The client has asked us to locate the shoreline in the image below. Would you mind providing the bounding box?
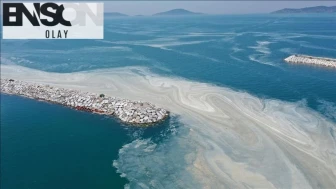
[1,78,169,126]
[284,54,336,68]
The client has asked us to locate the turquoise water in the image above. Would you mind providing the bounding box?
[1,14,336,188]
[1,94,176,188]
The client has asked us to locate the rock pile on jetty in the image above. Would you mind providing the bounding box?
[285,54,336,68]
[1,79,169,125]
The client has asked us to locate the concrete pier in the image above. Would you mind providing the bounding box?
[284,54,336,68]
[1,79,169,125]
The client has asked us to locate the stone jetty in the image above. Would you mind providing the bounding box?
[1,79,169,125]
[285,54,336,68]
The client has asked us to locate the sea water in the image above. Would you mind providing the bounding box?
[1,14,336,188]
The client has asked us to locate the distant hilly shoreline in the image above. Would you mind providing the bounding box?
[272,6,336,14]
[153,9,202,16]
[105,9,202,17]
[104,6,336,17]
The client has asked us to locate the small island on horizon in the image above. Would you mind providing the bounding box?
[103,6,336,17]
[272,5,336,14]
[153,9,202,16]
[104,9,203,17]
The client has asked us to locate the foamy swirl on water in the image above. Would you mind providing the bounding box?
[2,65,336,188]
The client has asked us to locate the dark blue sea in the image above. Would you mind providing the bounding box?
[1,14,336,188]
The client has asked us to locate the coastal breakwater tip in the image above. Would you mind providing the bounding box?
[284,54,336,68]
[1,79,169,126]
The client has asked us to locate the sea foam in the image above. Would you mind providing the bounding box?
[1,64,336,188]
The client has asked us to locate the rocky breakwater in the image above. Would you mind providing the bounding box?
[285,54,336,68]
[1,79,169,125]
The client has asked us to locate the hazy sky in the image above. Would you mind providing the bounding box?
[104,1,336,15]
